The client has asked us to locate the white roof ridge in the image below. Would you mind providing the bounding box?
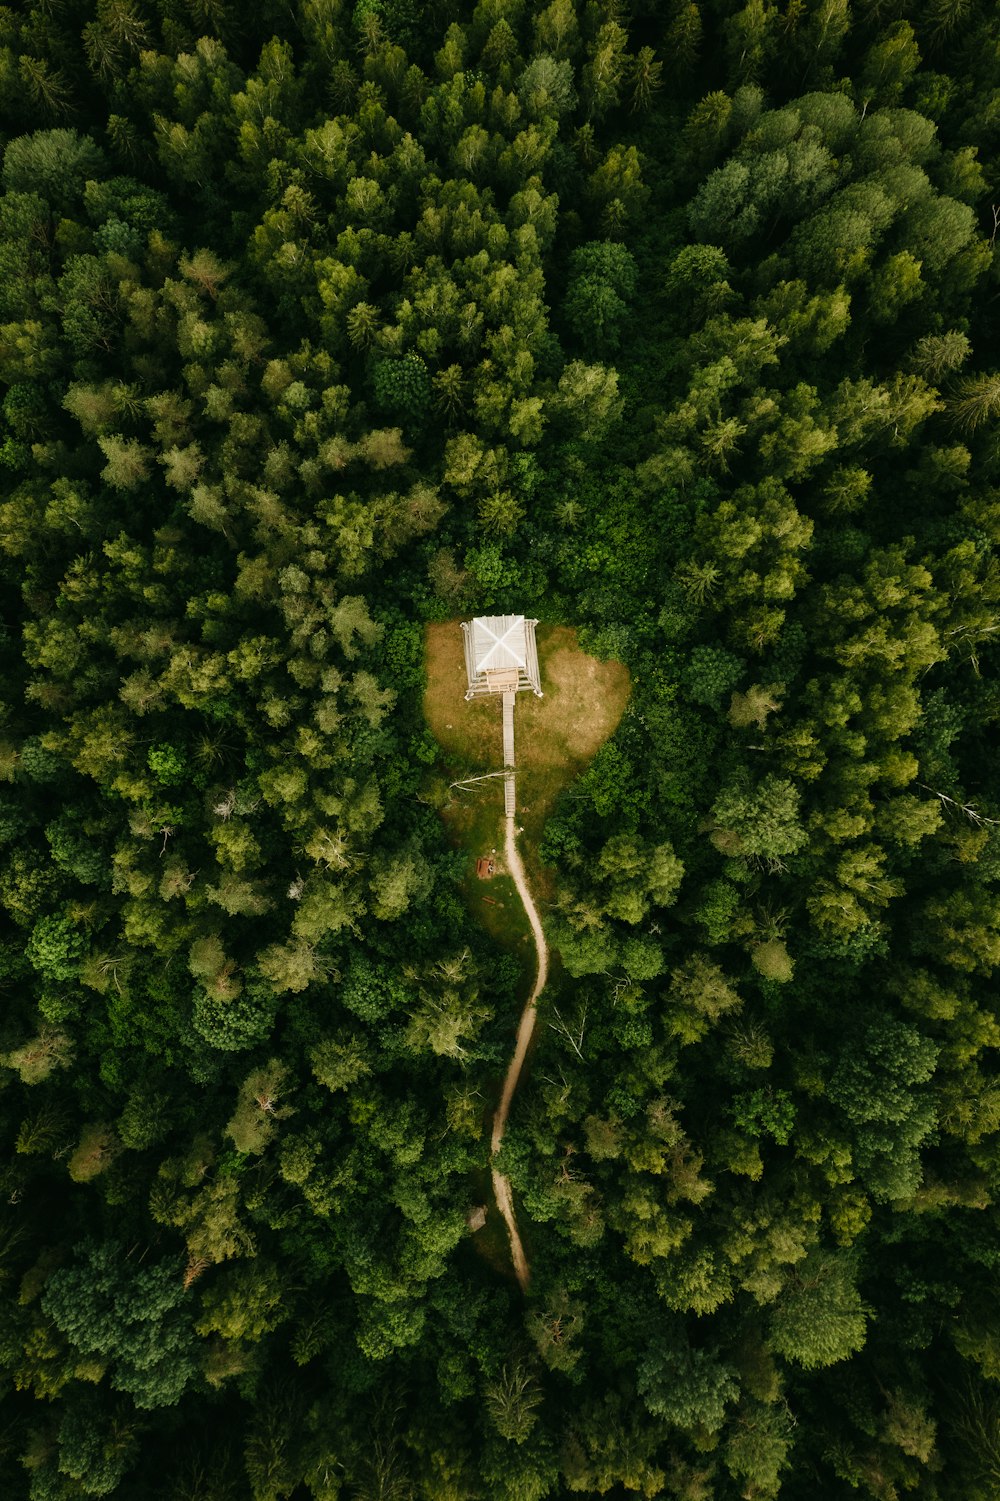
[471,615,527,673]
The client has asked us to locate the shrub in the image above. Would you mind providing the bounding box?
[371,353,432,426]
[685,644,745,708]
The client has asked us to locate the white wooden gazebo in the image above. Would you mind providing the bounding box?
[461,616,542,700]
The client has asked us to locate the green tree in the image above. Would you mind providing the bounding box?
[948,372,1000,434]
[724,1398,791,1497]
[518,55,576,120]
[42,1242,198,1408]
[685,644,745,709]
[729,1087,795,1146]
[828,1018,939,1200]
[710,775,807,862]
[226,1061,295,1155]
[550,360,623,439]
[46,1394,139,1498]
[592,832,685,923]
[484,1362,542,1444]
[638,1341,740,1434]
[371,353,432,428]
[666,956,742,1044]
[196,1261,288,1344]
[3,130,108,209]
[563,242,638,356]
[1,1027,73,1084]
[26,915,87,982]
[768,1250,867,1370]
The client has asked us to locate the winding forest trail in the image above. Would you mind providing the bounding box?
[423,623,630,1288]
[490,805,549,1291]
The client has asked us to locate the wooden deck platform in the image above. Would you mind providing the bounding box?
[502,691,515,814]
[502,691,515,767]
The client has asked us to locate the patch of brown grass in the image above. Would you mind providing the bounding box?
[423,622,631,921]
[517,626,632,770]
[423,622,501,770]
[424,623,630,779]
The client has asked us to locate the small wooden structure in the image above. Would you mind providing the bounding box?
[476,856,495,879]
[462,616,542,700]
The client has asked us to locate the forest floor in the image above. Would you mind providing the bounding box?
[423,622,631,1283]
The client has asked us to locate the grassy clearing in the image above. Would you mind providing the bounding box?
[423,621,632,933]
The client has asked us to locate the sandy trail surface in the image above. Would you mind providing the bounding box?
[490,812,549,1290]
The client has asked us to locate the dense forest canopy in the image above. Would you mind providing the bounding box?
[1,0,1000,1496]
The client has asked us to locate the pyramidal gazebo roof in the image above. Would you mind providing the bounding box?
[462,616,542,698]
[471,616,528,673]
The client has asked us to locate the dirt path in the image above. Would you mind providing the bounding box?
[490,810,549,1291]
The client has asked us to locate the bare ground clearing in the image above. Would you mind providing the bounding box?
[424,622,631,782]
